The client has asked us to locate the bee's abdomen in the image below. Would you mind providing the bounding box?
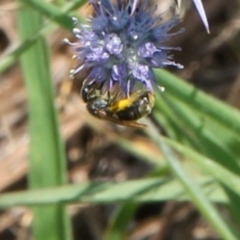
[113,92,154,121]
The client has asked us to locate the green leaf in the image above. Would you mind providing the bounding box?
[18,3,72,240]
[155,69,240,136]
[155,92,240,174]
[0,178,227,208]
[146,125,239,240]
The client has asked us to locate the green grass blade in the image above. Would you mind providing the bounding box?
[163,136,240,235]
[104,203,137,240]
[222,186,240,227]
[0,0,86,73]
[146,124,239,240]
[156,92,240,173]
[20,0,75,30]
[155,69,240,135]
[160,87,240,156]
[20,0,87,29]
[18,4,72,240]
[0,178,227,208]
[164,138,240,198]
[54,0,66,7]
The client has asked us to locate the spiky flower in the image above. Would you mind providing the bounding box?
[65,0,183,98]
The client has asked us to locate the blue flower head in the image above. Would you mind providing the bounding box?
[65,0,183,98]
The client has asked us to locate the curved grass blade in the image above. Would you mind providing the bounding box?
[0,0,86,73]
[155,92,240,174]
[146,124,239,240]
[163,137,240,198]
[163,136,240,236]
[104,203,138,240]
[155,69,240,137]
[20,0,76,30]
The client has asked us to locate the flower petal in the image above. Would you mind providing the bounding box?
[192,0,210,33]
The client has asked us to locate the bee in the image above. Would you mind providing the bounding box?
[81,80,155,127]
